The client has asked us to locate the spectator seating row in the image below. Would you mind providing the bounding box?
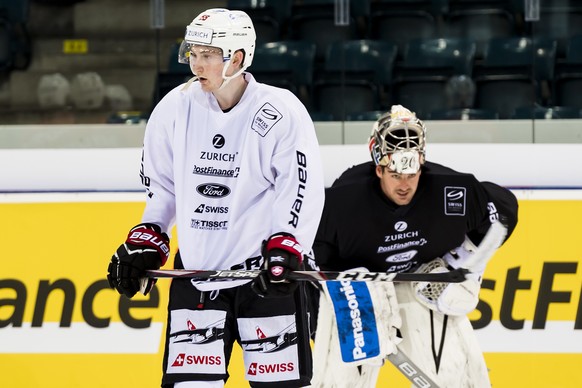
[154,34,582,121]
[0,0,31,72]
[227,0,582,60]
[349,105,582,121]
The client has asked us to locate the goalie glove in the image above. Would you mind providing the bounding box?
[251,232,303,298]
[412,236,483,316]
[107,223,170,298]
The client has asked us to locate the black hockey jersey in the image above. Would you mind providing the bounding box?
[314,161,518,273]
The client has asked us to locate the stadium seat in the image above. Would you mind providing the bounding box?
[226,0,293,42]
[532,4,582,57]
[0,17,11,71]
[0,0,29,23]
[312,40,397,120]
[428,108,499,120]
[249,40,317,106]
[370,9,437,59]
[553,34,582,109]
[391,38,477,118]
[510,105,580,119]
[288,0,364,62]
[152,73,192,107]
[442,5,517,58]
[473,36,557,119]
[0,0,31,70]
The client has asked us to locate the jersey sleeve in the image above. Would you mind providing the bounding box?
[139,94,178,234]
[269,102,325,250]
[467,180,518,246]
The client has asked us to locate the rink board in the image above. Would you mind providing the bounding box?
[0,191,581,388]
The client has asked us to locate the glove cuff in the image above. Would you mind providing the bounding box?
[263,233,304,264]
[126,223,170,265]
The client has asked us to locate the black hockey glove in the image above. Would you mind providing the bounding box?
[251,232,303,298]
[107,223,170,298]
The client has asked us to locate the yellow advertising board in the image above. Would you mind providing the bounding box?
[1,191,581,387]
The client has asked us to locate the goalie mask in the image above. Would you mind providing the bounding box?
[368,105,426,174]
[178,8,256,85]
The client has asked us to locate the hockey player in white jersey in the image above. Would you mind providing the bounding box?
[107,8,324,387]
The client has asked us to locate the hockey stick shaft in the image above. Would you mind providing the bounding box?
[146,268,468,283]
[462,220,507,270]
[387,349,441,388]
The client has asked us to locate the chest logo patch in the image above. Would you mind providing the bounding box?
[196,183,231,198]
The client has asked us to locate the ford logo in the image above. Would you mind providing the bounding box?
[196,183,231,198]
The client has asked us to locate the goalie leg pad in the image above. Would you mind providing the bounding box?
[395,283,491,388]
[311,269,401,388]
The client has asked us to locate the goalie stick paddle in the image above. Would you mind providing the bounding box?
[461,220,507,271]
[146,268,469,283]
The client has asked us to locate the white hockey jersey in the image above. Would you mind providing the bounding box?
[140,73,325,280]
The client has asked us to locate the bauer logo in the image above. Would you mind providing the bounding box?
[325,281,380,363]
[251,103,282,137]
[196,183,231,198]
[444,186,466,215]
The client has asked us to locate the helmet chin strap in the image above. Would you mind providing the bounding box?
[218,59,245,91]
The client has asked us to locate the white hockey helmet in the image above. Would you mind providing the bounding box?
[368,105,427,173]
[178,8,256,77]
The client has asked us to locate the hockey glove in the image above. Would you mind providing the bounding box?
[412,237,484,316]
[251,232,303,298]
[107,223,170,298]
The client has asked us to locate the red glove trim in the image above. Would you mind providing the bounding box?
[126,224,170,265]
[265,234,303,264]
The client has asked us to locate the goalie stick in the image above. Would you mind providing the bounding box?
[146,267,469,283]
[386,350,441,388]
[461,219,507,270]
[146,221,506,283]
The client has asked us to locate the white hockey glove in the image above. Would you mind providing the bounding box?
[412,236,482,316]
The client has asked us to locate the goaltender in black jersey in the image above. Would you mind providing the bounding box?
[316,159,518,274]
[311,105,518,388]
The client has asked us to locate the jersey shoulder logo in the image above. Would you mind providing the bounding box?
[251,102,283,137]
[444,186,466,216]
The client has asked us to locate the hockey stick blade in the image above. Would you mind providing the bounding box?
[146,268,468,283]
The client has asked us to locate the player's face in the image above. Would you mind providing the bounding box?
[189,45,226,92]
[376,166,421,205]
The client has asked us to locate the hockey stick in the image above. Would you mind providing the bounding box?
[386,349,441,388]
[146,267,469,283]
[461,220,507,270]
